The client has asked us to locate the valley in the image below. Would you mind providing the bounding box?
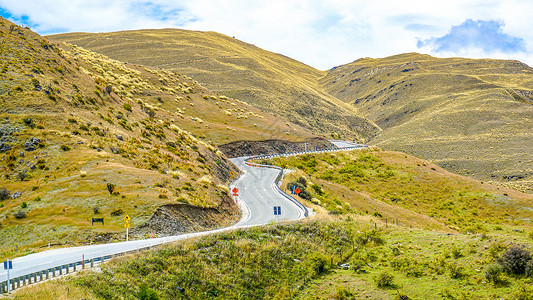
[0,16,531,300]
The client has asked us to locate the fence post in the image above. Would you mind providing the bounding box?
[59,266,63,276]
[73,262,77,271]
[90,258,94,268]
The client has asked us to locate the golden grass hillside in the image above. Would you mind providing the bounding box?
[321,53,533,192]
[50,31,533,193]
[0,17,315,260]
[48,29,381,141]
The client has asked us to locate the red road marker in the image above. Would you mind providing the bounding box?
[294,187,301,195]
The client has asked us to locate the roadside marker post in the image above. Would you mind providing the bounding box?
[294,187,301,202]
[124,215,131,241]
[232,187,239,202]
[4,259,12,293]
[273,206,281,223]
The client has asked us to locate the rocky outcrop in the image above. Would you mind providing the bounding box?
[218,137,334,158]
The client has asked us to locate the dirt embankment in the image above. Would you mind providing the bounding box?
[136,147,240,237]
[218,137,334,158]
[135,191,238,236]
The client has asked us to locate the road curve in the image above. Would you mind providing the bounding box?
[0,156,305,286]
[0,143,365,292]
[230,157,304,226]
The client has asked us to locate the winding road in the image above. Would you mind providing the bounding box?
[0,142,365,293]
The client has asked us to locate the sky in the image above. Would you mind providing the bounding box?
[0,0,531,70]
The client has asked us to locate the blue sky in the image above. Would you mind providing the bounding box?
[0,0,531,69]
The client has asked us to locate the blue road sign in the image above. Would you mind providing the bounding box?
[274,206,281,216]
[4,260,12,270]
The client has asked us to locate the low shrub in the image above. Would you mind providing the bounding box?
[13,210,26,219]
[21,201,27,208]
[375,271,394,288]
[448,263,465,279]
[107,183,119,195]
[0,188,10,200]
[499,246,531,275]
[123,103,132,112]
[111,209,124,217]
[485,263,503,284]
[138,284,158,300]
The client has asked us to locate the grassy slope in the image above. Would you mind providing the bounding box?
[48,29,381,141]
[271,149,533,233]
[13,221,533,300]
[14,149,533,299]
[0,18,314,260]
[321,53,533,192]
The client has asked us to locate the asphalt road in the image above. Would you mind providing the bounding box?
[0,155,305,282]
[230,157,304,225]
[328,139,367,148]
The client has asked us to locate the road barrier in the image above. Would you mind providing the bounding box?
[0,247,153,294]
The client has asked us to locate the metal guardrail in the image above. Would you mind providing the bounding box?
[0,246,153,294]
[244,145,368,218]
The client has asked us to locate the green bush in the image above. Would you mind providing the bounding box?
[374,271,394,288]
[123,103,132,112]
[0,188,10,200]
[138,284,159,300]
[499,246,531,275]
[451,246,463,259]
[448,263,465,279]
[21,201,27,208]
[305,252,329,276]
[60,145,70,151]
[23,118,35,128]
[13,210,26,219]
[485,263,503,284]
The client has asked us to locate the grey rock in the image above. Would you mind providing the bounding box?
[11,191,21,199]
[116,134,123,141]
[19,152,25,157]
[0,143,11,153]
[24,137,41,151]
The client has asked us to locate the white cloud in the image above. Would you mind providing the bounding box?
[0,0,532,69]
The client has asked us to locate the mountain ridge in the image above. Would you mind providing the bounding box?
[49,29,533,192]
